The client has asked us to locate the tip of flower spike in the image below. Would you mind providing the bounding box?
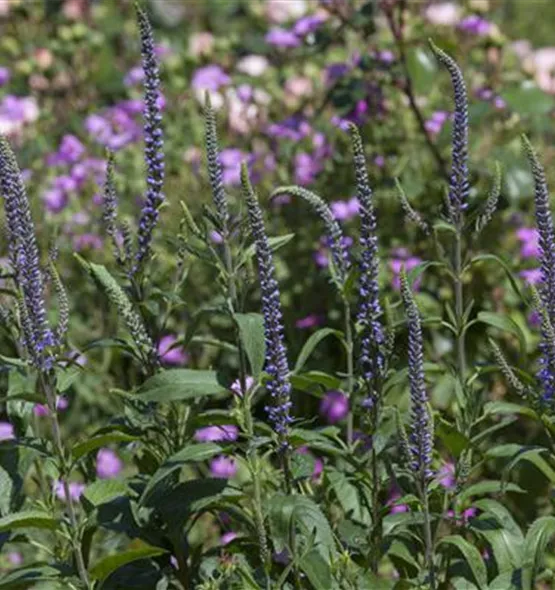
[204,90,212,110]
[240,161,252,193]
[520,134,536,158]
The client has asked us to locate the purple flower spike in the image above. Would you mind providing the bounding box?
[134,5,165,274]
[242,163,293,449]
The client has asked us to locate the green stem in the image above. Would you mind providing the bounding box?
[344,300,355,447]
[421,483,436,590]
[170,533,190,589]
[41,374,91,589]
[454,232,467,380]
[370,446,381,574]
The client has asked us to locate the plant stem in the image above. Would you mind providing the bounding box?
[344,300,355,447]
[454,232,467,379]
[370,445,381,574]
[421,483,436,590]
[170,533,190,589]
[41,374,91,589]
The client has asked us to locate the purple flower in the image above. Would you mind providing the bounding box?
[400,271,433,482]
[424,110,450,136]
[230,375,255,397]
[293,15,323,36]
[266,116,311,141]
[325,62,350,85]
[297,446,324,480]
[210,455,237,479]
[7,552,22,566]
[219,148,249,186]
[458,15,491,36]
[390,255,422,291]
[34,395,68,417]
[42,188,67,213]
[294,152,322,185]
[96,448,123,479]
[191,65,231,91]
[295,314,322,329]
[516,227,540,258]
[56,134,85,164]
[265,28,301,48]
[134,6,165,273]
[0,421,14,441]
[221,531,238,545]
[124,65,145,87]
[243,165,292,447]
[520,268,542,285]
[54,480,85,502]
[438,461,456,489]
[157,335,188,365]
[388,488,408,514]
[0,67,10,86]
[330,197,359,221]
[72,233,103,251]
[320,391,349,424]
[194,425,239,442]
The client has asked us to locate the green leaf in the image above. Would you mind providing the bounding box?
[233,313,266,379]
[90,544,168,582]
[458,480,525,504]
[504,447,555,483]
[483,401,538,420]
[435,418,470,458]
[294,328,343,373]
[472,311,527,355]
[72,432,138,460]
[239,233,295,267]
[0,510,57,532]
[137,369,224,403]
[83,479,128,508]
[522,516,555,590]
[406,47,437,94]
[437,535,488,589]
[299,548,332,590]
[140,442,222,504]
[269,493,336,560]
[0,564,62,588]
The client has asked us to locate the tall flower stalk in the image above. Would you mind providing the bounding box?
[400,269,435,590]
[134,4,165,275]
[523,136,555,407]
[430,40,469,381]
[0,136,91,589]
[242,163,293,460]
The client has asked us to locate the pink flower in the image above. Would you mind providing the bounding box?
[210,456,237,479]
[158,335,188,365]
[188,32,214,58]
[265,0,306,23]
[237,55,269,77]
[230,376,255,397]
[424,2,461,26]
[295,314,321,329]
[54,480,85,502]
[96,448,123,479]
[297,446,324,481]
[319,391,349,424]
[0,422,14,441]
[388,489,408,514]
[194,425,239,442]
[221,531,238,545]
[7,552,22,566]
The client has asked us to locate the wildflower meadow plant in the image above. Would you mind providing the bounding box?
[3,3,555,590]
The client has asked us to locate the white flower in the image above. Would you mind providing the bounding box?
[237,55,270,77]
[424,2,461,26]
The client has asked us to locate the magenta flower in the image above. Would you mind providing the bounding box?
[191,65,231,91]
[265,28,301,48]
[158,335,188,365]
[210,455,237,479]
[221,531,238,545]
[194,425,239,442]
[319,391,349,424]
[53,480,85,502]
[516,227,540,258]
[0,421,14,441]
[438,461,456,489]
[295,314,322,329]
[230,375,255,397]
[388,488,408,514]
[0,67,10,87]
[297,446,324,481]
[446,507,477,524]
[96,448,123,479]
